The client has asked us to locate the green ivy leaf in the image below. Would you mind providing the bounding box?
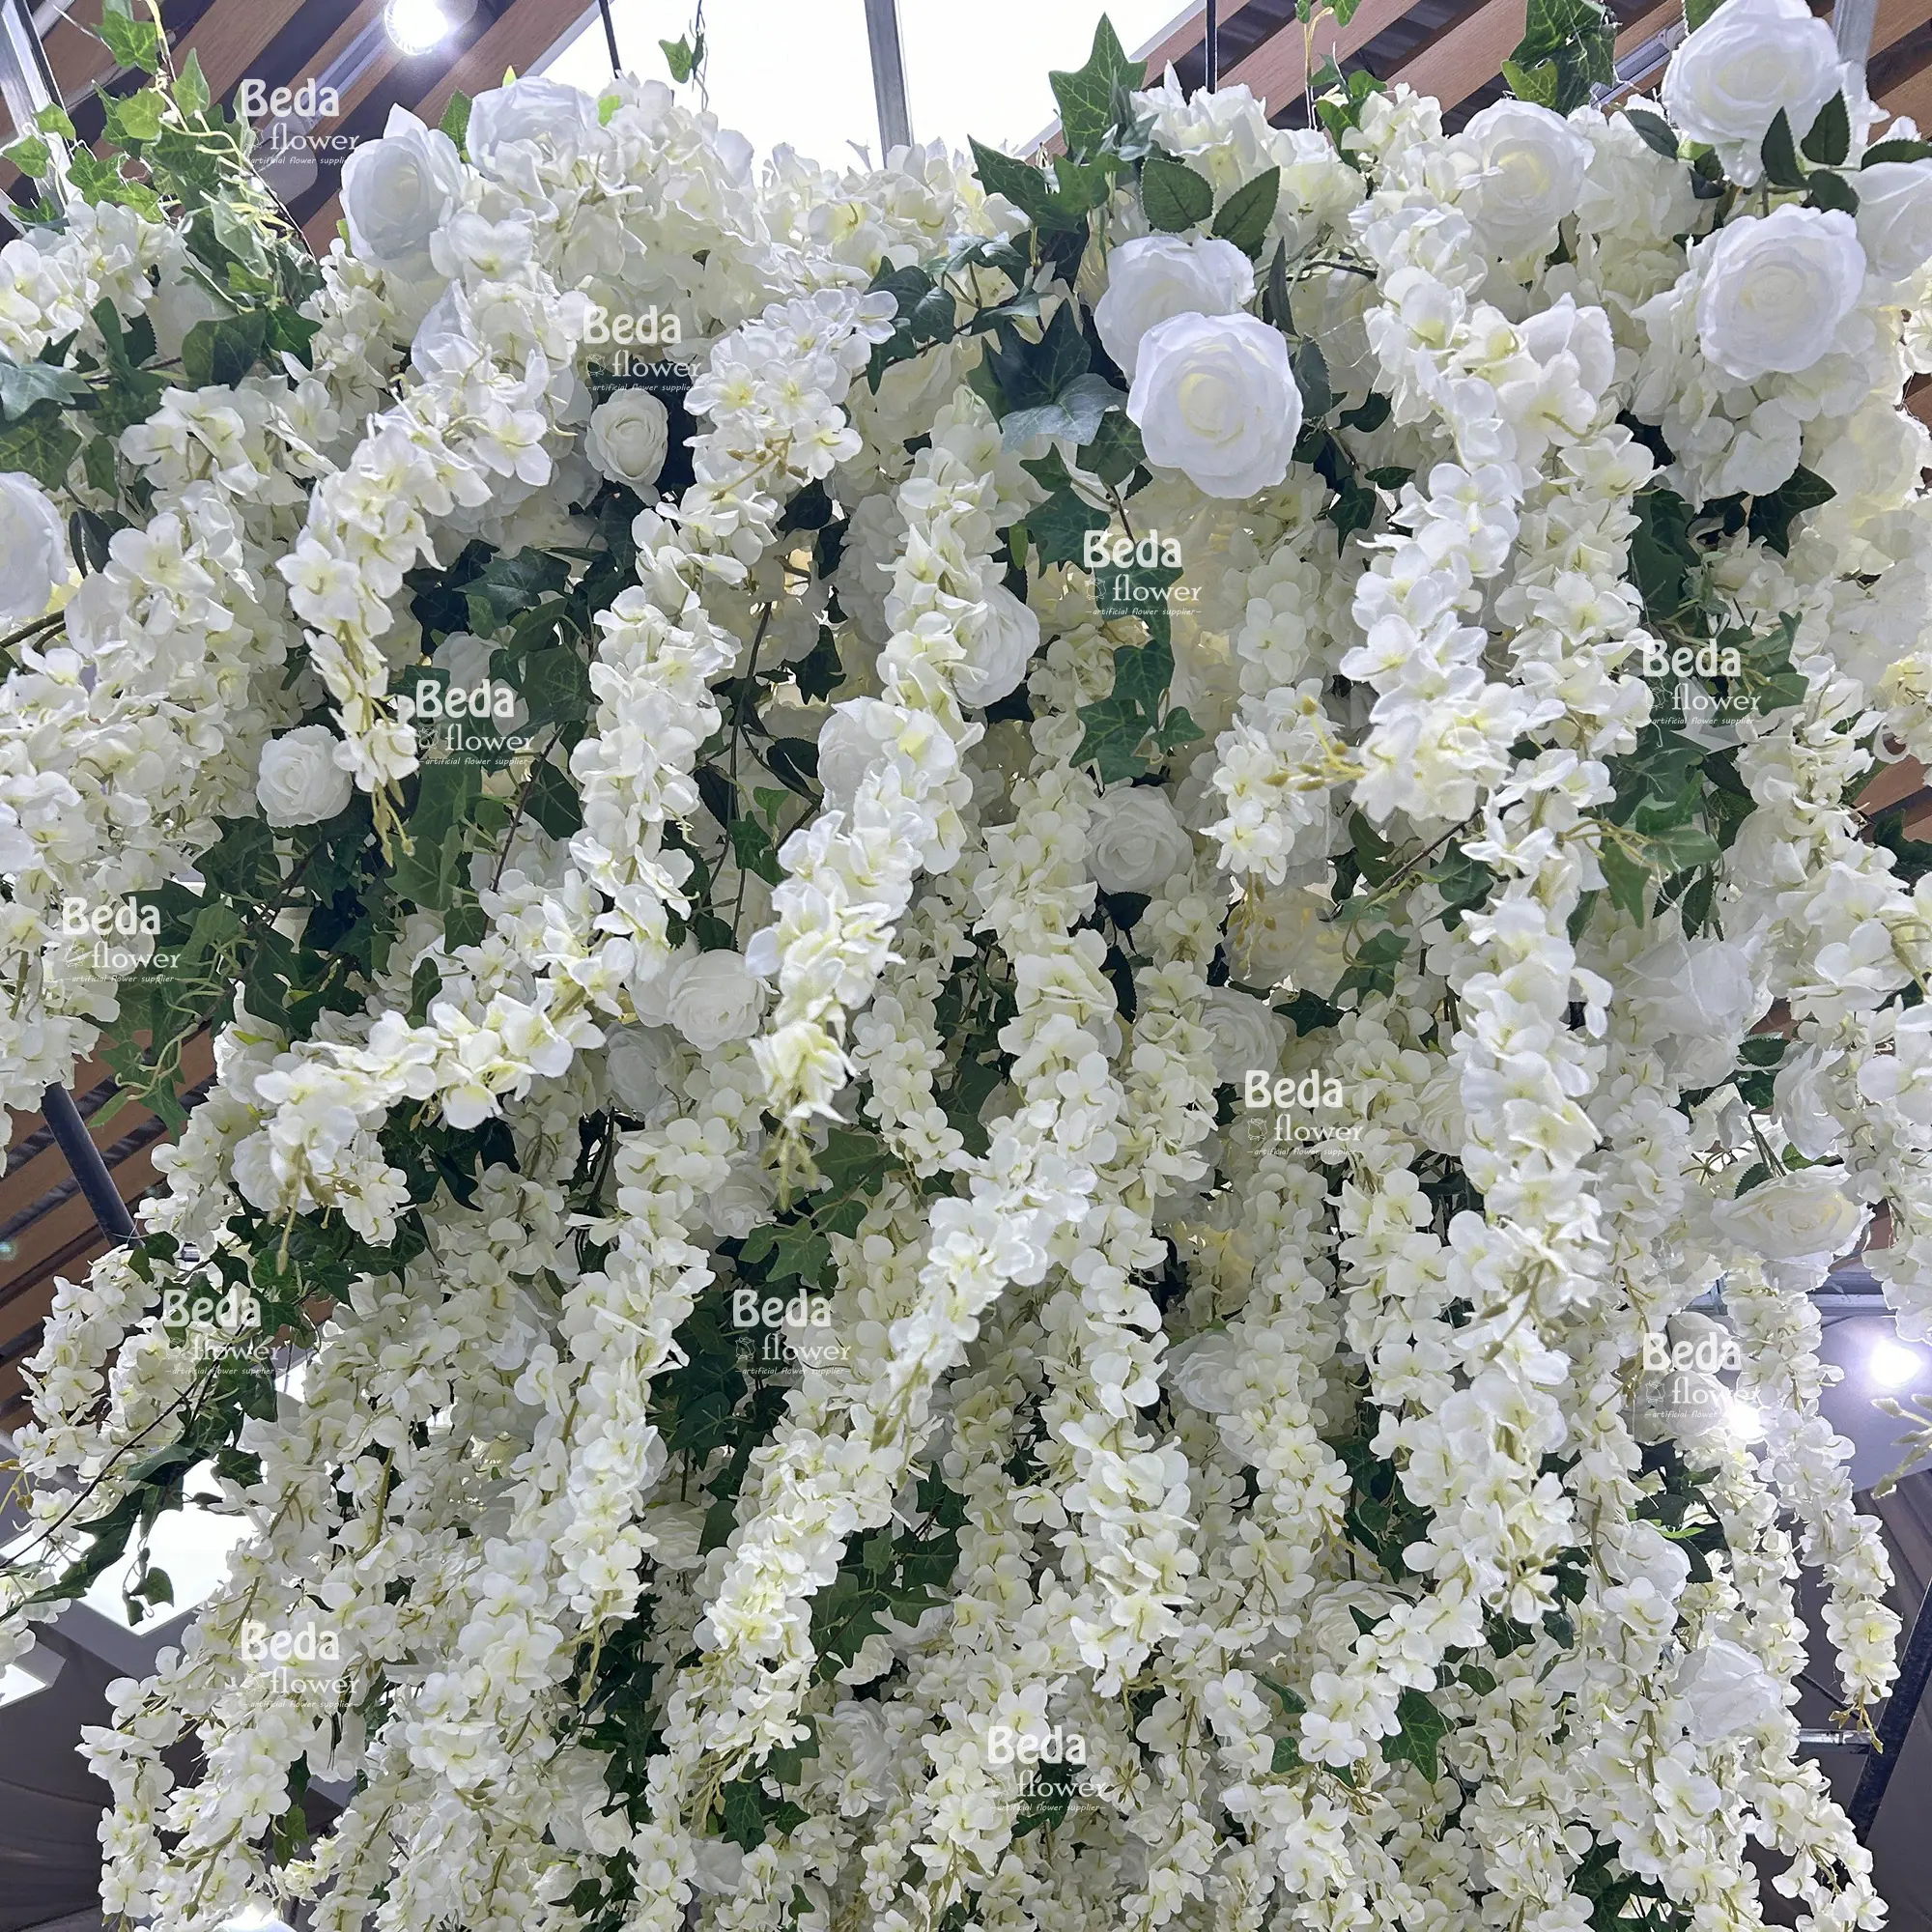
[34,100,76,141]
[440,91,472,151]
[1747,464,1833,555]
[98,0,163,73]
[0,404,80,489]
[1380,1688,1448,1782]
[104,87,167,146]
[1802,92,1851,166]
[1048,15,1143,160]
[1075,636,1180,782]
[182,310,269,388]
[174,50,210,120]
[971,138,1073,232]
[2,134,51,178]
[660,34,699,83]
[1141,154,1214,231]
[0,354,88,419]
[1019,447,1111,567]
[1507,0,1613,115]
[1210,165,1280,256]
[1600,838,1650,923]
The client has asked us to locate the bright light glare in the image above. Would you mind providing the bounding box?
[383,0,469,57]
[1723,1394,1769,1443]
[1869,1337,1924,1390]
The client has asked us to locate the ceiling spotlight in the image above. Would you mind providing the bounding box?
[1869,1337,1924,1390]
[382,0,476,57]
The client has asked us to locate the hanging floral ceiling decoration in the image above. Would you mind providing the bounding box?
[2,0,1931,1925]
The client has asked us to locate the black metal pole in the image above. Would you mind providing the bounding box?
[1849,1577,1932,1838]
[597,0,620,73]
[40,1084,134,1243]
[1204,0,1219,90]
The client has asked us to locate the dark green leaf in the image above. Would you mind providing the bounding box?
[0,403,79,489]
[0,353,88,418]
[1380,1688,1448,1782]
[1211,165,1280,255]
[1141,154,1214,231]
[1760,108,1806,190]
[1624,106,1679,158]
[440,91,472,150]
[1747,464,1833,555]
[98,0,162,73]
[1864,137,1932,165]
[1805,169,1859,214]
[1802,92,1850,166]
[182,310,269,389]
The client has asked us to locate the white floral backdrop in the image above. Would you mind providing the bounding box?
[1,0,1930,1926]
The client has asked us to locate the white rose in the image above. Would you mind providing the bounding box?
[0,470,69,623]
[606,1024,677,1119]
[256,725,354,828]
[466,77,601,173]
[1856,159,1932,281]
[1458,100,1593,258]
[701,1155,772,1241]
[1127,310,1301,499]
[1626,934,1759,1042]
[816,697,896,813]
[1089,785,1195,895]
[1200,986,1287,1086]
[1695,207,1866,384]
[1710,1165,1864,1262]
[1094,234,1256,380]
[663,949,765,1052]
[952,582,1039,707]
[585,388,671,490]
[339,106,462,273]
[1674,1639,1784,1745]
[1661,0,1846,185]
[1775,1045,1846,1159]
[1165,1328,1245,1415]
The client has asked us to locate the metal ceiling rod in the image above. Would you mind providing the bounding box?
[0,0,69,208]
[41,1085,135,1244]
[864,0,911,156]
[1205,0,1219,90]
[1834,0,1879,71]
[1848,1577,1932,1838]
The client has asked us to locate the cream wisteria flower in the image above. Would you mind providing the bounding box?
[2,19,1922,1932]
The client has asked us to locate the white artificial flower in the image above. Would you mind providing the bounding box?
[1626,933,1759,1042]
[339,106,463,273]
[1711,1166,1864,1262]
[1199,985,1287,1085]
[256,726,354,828]
[1126,310,1301,498]
[1695,207,1866,382]
[585,389,671,490]
[0,470,69,623]
[1094,235,1256,380]
[663,949,766,1052]
[466,77,601,173]
[952,582,1039,707]
[1089,785,1195,895]
[1855,159,1932,281]
[1776,1045,1846,1159]
[1661,0,1846,185]
[1166,1328,1244,1414]
[1675,1639,1784,1744]
[606,1024,677,1118]
[1458,99,1593,258]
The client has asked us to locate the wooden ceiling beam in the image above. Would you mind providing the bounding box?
[1229,0,1421,114]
